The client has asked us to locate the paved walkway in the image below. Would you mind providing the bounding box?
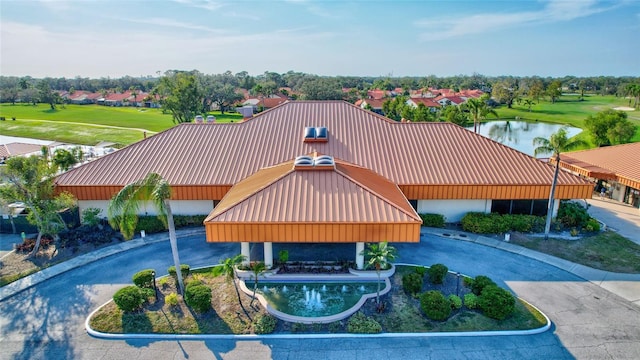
[1,228,639,359]
[586,197,640,244]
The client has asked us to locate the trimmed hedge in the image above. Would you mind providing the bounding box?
[420,290,451,321]
[557,201,590,228]
[134,215,208,234]
[448,294,462,310]
[463,293,478,309]
[184,284,212,313]
[427,263,448,285]
[168,264,191,280]
[478,285,516,320]
[253,314,278,334]
[132,269,155,289]
[460,212,544,234]
[470,275,496,296]
[347,312,382,333]
[402,272,423,296]
[113,286,145,312]
[419,213,446,228]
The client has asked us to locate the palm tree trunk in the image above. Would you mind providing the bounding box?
[376,271,381,304]
[544,154,561,239]
[232,278,252,321]
[165,201,184,295]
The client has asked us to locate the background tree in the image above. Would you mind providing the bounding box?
[546,80,563,103]
[52,148,79,171]
[107,172,185,294]
[362,241,397,307]
[464,97,498,133]
[210,83,243,114]
[624,83,640,109]
[533,128,587,239]
[129,86,139,107]
[0,156,76,256]
[442,104,469,126]
[212,254,251,319]
[522,98,534,112]
[584,109,635,146]
[155,71,203,124]
[37,80,58,109]
[300,78,343,100]
[0,87,19,105]
[491,79,519,108]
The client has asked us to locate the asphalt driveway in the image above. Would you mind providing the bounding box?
[1,232,639,359]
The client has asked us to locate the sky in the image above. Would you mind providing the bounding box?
[1,0,639,79]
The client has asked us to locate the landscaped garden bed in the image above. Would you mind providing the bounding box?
[88,264,547,335]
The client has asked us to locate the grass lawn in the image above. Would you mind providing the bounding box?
[0,103,243,146]
[493,94,640,145]
[89,266,546,335]
[510,230,640,273]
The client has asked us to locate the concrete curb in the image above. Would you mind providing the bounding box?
[0,228,205,302]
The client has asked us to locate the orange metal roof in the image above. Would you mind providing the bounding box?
[205,158,421,224]
[55,101,587,189]
[560,142,640,185]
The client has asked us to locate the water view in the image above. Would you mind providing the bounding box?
[255,281,379,318]
[466,121,582,157]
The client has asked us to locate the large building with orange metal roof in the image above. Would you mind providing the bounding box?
[55,101,593,268]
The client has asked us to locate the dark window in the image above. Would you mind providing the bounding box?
[532,200,547,216]
[511,200,532,215]
[315,127,328,139]
[408,199,418,211]
[491,200,511,214]
[304,127,316,139]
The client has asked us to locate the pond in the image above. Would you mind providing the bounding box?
[254,281,379,318]
[465,120,582,157]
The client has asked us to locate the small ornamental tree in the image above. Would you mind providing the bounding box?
[420,290,451,321]
[113,286,145,312]
[478,285,516,320]
[427,263,448,284]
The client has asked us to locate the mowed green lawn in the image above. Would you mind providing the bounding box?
[495,94,640,143]
[0,104,243,146]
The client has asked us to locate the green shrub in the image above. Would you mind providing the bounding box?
[584,218,601,232]
[168,264,191,280]
[184,284,212,313]
[328,321,342,333]
[461,212,544,234]
[557,201,590,228]
[402,273,423,296]
[420,290,451,321]
[113,286,145,312]
[173,215,207,228]
[185,278,203,289]
[463,276,474,287]
[253,314,277,334]
[427,263,448,284]
[478,285,516,320]
[134,215,207,234]
[471,275,496,295]
[158,277,168,288]
[448,294,462,310]
[347,312,382,333]
[464,293,478,309]
[165,292,179,306]
[132,269,155,289]
[81,208,102,226]
[419,213,446,228]
[414,266,427,277]
[278,250,289,263]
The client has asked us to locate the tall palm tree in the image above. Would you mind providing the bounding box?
[362,241,397,307]
[533,128,587,239]
[465,97,498,133]
[212,254,252,320]
[107,172,185,294]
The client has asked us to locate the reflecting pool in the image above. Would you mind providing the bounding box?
[466,121,582,157]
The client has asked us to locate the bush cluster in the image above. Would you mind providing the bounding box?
[58,224,123,249]
[427,263,448,284]
[165,292,179,306]
[132,269,155,289]
[134,215,207,234]
[15,237,54,253]
[460,212,544,234]
[463,293,478,309]
[470,275,496,295]
[347,312,382,333]
[556,201,590,228]
[113,286,146,312]
[583,218,601,232]
[419,213,446,228]
[478,285,516,320]
[414,266,427,277]
[402,272,423,296]
[420,290,451,321]
[168,264,191,281]
[253,314,278,334]
[184,282,211,313]
[448,294,462,310]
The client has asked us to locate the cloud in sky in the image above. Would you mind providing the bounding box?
[172,0,225,12]
[415,0,613,41]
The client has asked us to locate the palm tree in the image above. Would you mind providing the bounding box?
[533,128,587,239]
[249,261,266,308]
[465,97,498,133]
[212,254,252,320]
[361,241,397,307]
[107,172,185,294]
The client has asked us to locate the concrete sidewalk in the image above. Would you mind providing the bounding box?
[1,227,639,307]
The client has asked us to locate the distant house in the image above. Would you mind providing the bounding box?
[242,93,289,112]
[406,98,441,111]
[354,98,385,114]
[434,95,466,107]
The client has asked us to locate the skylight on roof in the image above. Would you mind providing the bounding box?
[294,155,335,170]
[303,126,328,142]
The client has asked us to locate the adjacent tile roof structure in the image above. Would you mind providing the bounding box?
[55,101,588,189]
[560,142,640,189]
[0,143,43,158]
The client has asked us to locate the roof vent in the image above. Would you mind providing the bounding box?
[294,155,314,168]
[294,154,335,170]
[303,126,328,142]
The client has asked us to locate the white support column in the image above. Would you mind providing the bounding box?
[356,242,365,270]
[241,242,250,266]
[264,242,273,269]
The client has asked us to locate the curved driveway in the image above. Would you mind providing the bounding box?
[1,232,639,360]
